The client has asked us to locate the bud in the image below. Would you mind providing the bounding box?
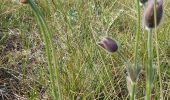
[140,0,148,6]
[98,37,118,53]
[126,65,141,83]
[20,0,28,4]
[144,0,163,29]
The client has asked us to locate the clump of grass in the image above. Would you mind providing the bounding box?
[1,0,169,99]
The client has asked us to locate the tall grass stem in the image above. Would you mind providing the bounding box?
[153,0,163,99]
[129,0,141,99]
[135,0,141,69]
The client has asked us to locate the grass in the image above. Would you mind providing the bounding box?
[0,0,170,99]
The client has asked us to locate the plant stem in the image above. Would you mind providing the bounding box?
[135,0,141,69]
[153,0,163,99]
[130,82,135,100]
[146,29,153,100]
[28,0,61,99]
[118,51,136,100]
[129,0,141,99]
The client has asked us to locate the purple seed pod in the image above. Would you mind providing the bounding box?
[140,0,148,6]
[98,37,118,53]
[144,0,163,29]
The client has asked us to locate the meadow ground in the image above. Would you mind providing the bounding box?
[0,0,170,100]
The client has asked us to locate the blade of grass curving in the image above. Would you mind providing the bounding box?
[27,0,61,99]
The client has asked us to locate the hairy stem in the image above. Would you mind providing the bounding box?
[146,29,153,100]
[130,82,136,100]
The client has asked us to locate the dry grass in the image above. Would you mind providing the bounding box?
[0,0,170,99]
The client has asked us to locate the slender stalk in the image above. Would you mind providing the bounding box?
[130,82,135,100]
[135,0,141,69]
[146,29,153,100]
[118,51,137,100]
[129,0,141,99]
[28,0,62,100]
[153,0,163,99]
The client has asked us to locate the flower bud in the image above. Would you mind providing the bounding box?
[140,0,148,6]
[98,37,118,53]
[144,0,163,29]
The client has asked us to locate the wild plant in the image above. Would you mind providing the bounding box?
[98,0,164,100]
[143,0,163,99]
[22,0,164,99]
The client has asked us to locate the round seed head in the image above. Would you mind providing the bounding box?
[20,0,28,4]
[144,0,163,29]
[98,37,118,53]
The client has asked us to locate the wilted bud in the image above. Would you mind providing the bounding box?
[140,0,148,6]
[144,0,163,29]
[126,65,141,83]
[98,37,118,53]
[20,0,28,4]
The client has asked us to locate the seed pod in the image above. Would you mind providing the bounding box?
[140,0,148,6]
[144,0,163,29]
[98,37,118,53]
[20,0,28,4]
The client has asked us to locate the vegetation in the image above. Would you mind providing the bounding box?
[0,0,170,100]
